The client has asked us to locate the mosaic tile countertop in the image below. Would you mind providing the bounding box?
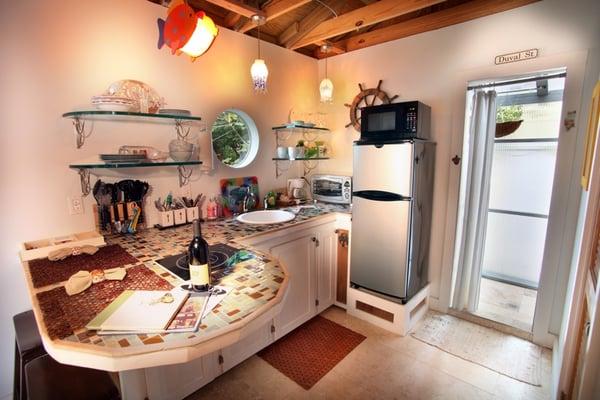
[22,203,350,358]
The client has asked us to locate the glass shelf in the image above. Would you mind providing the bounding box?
[272,157,330,161]
[69,160,202,169]
[272,124,330,132]
[63,110,204,148]
[69,161,202,195]
[63,110,202,122]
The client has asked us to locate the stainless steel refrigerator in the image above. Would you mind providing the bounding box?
[350,140,435,303]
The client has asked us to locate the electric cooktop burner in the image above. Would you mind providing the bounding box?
[156,243,239,282]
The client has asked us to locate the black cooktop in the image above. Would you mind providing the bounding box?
[156,243,239,282]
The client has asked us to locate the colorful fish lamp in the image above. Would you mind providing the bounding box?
[157,0,218,61]
[251,15,268,93]
[180,12,218,58]
[319,45,333,103]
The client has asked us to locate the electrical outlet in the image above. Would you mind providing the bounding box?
[68,196,84,215]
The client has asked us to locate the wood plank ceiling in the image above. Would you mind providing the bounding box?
[148,0,540,59]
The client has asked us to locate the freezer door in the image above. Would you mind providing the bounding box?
[350,194,411,299]
[353,143,414,195]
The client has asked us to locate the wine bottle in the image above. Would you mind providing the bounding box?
[188,219,210,291]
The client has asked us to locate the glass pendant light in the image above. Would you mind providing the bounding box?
[251,15,268,94]
[319,44,333,103]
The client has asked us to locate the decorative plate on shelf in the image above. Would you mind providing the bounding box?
[91,95,136,111]
[104,80,164,113]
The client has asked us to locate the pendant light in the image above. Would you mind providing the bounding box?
[250,15,268,94]
[319,44,333,103]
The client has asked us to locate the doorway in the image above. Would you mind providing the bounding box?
[451,71,566,333]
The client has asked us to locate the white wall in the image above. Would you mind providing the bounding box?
[1,0,599,397]
[318,0,600,316]
[0,0,318,397]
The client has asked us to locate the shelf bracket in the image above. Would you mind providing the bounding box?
[177,165,193,187]
[174,120,191,140]
[303,160,319,177]
[77,169,91,196]
[275,159,292,178]
[72,117,94,149]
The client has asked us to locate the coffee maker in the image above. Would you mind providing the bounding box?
[287,178,309,203]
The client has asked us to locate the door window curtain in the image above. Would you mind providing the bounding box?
[452,89,497,312]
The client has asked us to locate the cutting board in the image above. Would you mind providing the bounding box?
[220,176,259,217]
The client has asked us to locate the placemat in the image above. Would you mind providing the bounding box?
[258,316,365,389]
[29,244,138,288]
[36,264,173,340]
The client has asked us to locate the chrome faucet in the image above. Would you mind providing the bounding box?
[241,186,257,213]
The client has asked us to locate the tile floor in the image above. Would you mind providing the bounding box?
[187,306,551,400]
[476,278,538,332]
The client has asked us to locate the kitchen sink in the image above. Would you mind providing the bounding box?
[235,210,296,225]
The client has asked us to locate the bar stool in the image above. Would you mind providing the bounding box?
[14,310,120,400]
[25,355,120,400]
[13,310,47,400]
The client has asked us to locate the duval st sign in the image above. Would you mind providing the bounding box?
[495,49,539,65]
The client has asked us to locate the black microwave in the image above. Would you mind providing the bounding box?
[358,101,431,144]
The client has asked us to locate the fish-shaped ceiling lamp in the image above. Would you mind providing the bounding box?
[157,0,218,61]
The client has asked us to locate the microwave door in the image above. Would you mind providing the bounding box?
[350,192,411,299]
[353,142,414,195]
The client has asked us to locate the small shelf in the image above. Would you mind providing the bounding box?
[63,110,202,122]
[63,110,203,148]
[272,157,330,161]
[272,124,330,132]
[69,160,202,169]
[69,161,202,196]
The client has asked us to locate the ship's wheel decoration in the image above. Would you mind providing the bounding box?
[344,80,398,132]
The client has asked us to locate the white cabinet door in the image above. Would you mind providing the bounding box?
[269,233,317,339]
[145,352,219,400]
[316,227,337,313]
[221,320,274,372]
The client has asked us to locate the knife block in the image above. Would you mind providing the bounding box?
[93,202,145,234]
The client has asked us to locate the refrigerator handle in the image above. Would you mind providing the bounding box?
[353,190,410,202]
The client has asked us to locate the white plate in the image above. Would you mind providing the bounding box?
[94,103,135,112]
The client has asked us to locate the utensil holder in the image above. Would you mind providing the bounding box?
[159,210,174,227]
[173,209,186,225]
[186,206,199,222]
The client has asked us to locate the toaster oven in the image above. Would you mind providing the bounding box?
[311,174,352,204]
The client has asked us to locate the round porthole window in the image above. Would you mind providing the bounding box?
[211,109,260,168]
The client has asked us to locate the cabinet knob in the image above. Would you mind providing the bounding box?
[311,237,320,247]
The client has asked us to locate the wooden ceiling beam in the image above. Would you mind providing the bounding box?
[204,0,265,18]
[224,11,243,28]
[283,0,346,49]
[278,21,299,45]
[238,0,313,33]
[314,41,346,58]
[335,0,540,53]
[291,0,446,50]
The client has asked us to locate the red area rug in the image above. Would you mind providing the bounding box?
[258,316,366,389]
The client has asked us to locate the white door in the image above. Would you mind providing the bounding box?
[144,352,219,400]
[269,234,317,338]
[221,321,273,372]
[316,227,337,313]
